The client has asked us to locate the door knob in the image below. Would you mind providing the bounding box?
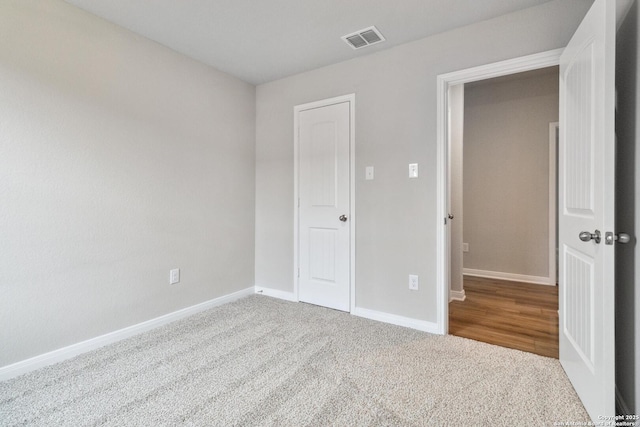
[617,233,632,244]
[579,230,601,244]
[448,213,454,220]
[605,231,631,245]
[339,215,348,222]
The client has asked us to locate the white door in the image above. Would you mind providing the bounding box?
[448,85,465,300]
[297,100,351,312]
[558,0,615,421]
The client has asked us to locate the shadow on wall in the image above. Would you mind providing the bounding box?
[615,0,638,415]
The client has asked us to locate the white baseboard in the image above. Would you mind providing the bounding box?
[463,268,554,286]
[255,286,298,302]
[352,307,440,334]
[449,289,466,302]
[255,287,441,335]
[0,287,254,382]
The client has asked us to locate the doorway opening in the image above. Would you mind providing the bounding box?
[446,68,560,358]
[435,48,563,336]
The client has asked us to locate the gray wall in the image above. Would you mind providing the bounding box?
[0,0,256,367]
[463,68,559,279]
[615,0,639,416]
[255,0,591,321]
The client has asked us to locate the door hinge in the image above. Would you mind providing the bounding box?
[297,268,300,278]
[298,198,300,208]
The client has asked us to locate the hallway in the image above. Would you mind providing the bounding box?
[449,276,559,358]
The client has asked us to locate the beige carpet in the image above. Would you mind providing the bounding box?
[0,295,589,426]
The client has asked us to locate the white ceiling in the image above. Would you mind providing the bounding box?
[65,0,555,85]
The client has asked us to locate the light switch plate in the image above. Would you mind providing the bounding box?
[409,163,418,178]
[365,166,374,180]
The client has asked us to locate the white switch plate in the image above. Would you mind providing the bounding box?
[409,274,419,290]
[409,163,418,178]
[463,243,469,253]
[169,268,180,285]
[365,166,374,180]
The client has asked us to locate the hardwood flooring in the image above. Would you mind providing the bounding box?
[449,276,559,358]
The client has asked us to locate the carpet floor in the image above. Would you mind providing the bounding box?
[0,295,589,426]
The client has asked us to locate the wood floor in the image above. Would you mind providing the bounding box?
[449,276,559,358]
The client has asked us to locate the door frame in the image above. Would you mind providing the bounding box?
[293,94,356,312]
[435,50,562,334]
[549,121,559,286]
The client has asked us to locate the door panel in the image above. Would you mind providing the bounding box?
[298,101,351,312]
[564,43,595,215]
[563,247,595,371]
[309,228,337,282]
[309,121,338,207]
[559,0,615,420]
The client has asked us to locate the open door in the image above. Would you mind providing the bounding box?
[447,85,465,301]
[558,0,615,420]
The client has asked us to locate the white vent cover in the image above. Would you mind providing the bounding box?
[341,26,385,50]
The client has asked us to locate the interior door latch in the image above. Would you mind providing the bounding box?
[445,213,454,225]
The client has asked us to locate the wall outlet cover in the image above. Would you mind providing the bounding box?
[365,166,374,180]
[169,268,180,285]
[409,274,419,290]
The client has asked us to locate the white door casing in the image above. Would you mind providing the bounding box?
[295,96,354,312]
[558,0,616,420]
[436,49,563,334]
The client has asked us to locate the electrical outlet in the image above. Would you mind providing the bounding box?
[365,166,374,180]
[463,243,469,253]
[409,274,419,290]
[169,268,180,285]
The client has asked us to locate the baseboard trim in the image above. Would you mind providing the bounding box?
[253,288,440,335]
[255,286,298,302]
[352,307,440,334]
[449,289,466,302]
[0,287,255,382]
[463,268,554,286]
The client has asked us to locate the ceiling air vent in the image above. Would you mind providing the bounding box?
[341,26,385,50]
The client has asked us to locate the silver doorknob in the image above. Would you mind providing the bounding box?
[605,231,631,245]
[617,233,631,244]
[339,215,348,222]
[579,230,601,244]
[448,213,454,220]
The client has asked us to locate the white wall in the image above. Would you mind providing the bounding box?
[462,68,559,279]
[0,0,256,367]
[255,0,591,322]
[615,0,639,416]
